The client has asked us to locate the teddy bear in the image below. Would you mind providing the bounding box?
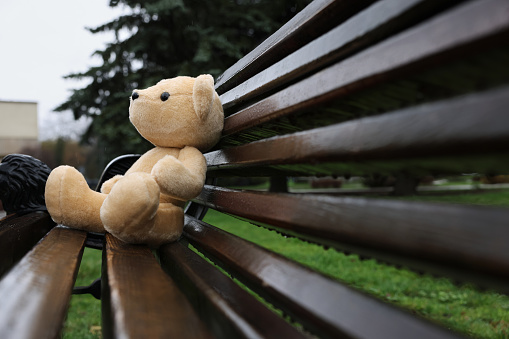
[45,74,224,246]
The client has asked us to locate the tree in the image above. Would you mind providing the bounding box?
[55,0,312,169]
[20,138,97,177]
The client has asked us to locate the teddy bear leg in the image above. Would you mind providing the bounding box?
[100,172,160,243]
[145,203,184,247]
[107,202,184,247]
[45,165,107,233]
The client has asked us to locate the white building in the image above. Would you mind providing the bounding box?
[0,101,38,158]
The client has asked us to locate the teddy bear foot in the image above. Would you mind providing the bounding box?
[100,172,160,244]
[45,166,106,232]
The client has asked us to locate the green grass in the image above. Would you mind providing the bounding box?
[386,190,509,206]
[63,190,509,338]
[63,248,102,339]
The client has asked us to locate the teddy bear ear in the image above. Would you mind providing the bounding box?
[193,74,215,121]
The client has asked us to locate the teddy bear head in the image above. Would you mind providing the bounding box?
[129,74,224,151]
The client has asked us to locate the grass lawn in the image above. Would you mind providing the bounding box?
[64,189,509,338]
[63,248,102,338]
[385,189,509,206]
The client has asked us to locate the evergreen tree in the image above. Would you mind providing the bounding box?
[55,0,312,171]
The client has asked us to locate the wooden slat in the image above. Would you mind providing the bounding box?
[220,0,509,138]
[193,185,509,292]
[102,234,211,339]
[158,241,306,339]
[0,227,86,339]
[182,215,465,339]
[219,0,459,110]
[0,212,54,278]
[215,0,375,94]
[206,85,509,177]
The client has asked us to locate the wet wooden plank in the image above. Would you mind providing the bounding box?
[0,212,55,278]
[220,0,459,110]
[219,46,509,148]
[102,234,211,339]
[221,0,509,137]
[0,227,86,339]
[215,0,375,94]
[193,185,509,292]
[206,85,509,177]
[182,215,465,339]
[158,241,306,339]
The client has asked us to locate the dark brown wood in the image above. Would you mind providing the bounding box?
[182,215,465,339]
[215,0,375,95]
[219,0,460,110]
[0,227,86,339]
[221,0,509,137]
[102,234,211,339]
[207,86,509,177]
[193,185,509,292]
[0,212,54,278]
[158,241,306,339]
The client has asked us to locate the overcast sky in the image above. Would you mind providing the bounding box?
[0,0,128,140]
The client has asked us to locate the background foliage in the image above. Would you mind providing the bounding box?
[55,0,312,175]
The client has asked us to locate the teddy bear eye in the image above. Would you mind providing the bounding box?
[160,92,170,101]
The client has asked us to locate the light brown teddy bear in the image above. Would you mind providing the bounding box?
[45,75,224,246]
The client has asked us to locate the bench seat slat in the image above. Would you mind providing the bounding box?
[215,0,374,95]
[221,0,509,139]
[0,227,86,339]
[158,241,307,339]
[219,0,457,110]
[207,85,509,176]
[182,215,465,339]
[102,234,211,339]
[193,185,509,292]
[0,212,55,278]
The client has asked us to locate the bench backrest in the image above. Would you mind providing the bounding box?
[169,0,509,337]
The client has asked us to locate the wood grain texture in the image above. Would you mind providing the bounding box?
[158,241,306,339]
[215,0,375,94]
[0,212,55,278]
[102,234,211,339]
[206,85,509,177]
[193,185,509,292]
[0,227,86,339]
[219,0,459,110]
[221,0,509,137]
[182,215,465,339]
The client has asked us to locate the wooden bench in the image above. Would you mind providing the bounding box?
[2,0,509,337]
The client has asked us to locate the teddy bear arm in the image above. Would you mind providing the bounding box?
[152,147,207,200]
[177,146,208,198]
[100,175,124,194]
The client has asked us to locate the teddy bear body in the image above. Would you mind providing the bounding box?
[45,75,223,246]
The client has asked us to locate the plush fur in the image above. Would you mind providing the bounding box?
[0,154,51,215]
[45,75,224,246]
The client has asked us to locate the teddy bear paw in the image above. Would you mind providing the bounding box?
[100,172,160,243]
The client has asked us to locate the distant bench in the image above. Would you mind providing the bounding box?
[2,0,509,337]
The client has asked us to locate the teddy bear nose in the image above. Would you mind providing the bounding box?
[131,92,139,100]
